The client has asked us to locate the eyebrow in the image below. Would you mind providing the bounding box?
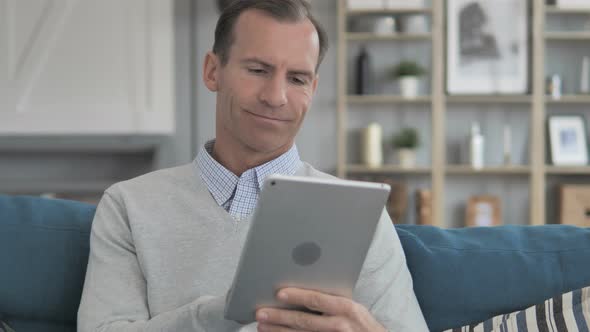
[241,57,315,80]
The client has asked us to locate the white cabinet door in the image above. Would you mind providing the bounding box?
[0,0,174,135]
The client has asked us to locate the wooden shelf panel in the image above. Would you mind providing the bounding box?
[346,164,431,174]
[545,32,590,40]
[447,95,532,104]
[545,95,590,104]
[446,165,531,175]
[346,8,432,16]
[545,6,590,14]
[546,166,590,175]
[346,32,431,41]
[347,94,431,104]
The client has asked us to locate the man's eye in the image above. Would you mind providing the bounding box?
[248,68,266,74]
[290,77,306,85]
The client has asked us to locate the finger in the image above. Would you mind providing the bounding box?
[257,307,340,332]
[277,288,353,316]
[257,323,306,332]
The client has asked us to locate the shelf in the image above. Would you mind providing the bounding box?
[446,165,531,175]
[545,32,590,40]
[346,8,432,16]
[346,32,431,41]
[546,166,590,175]
[447,95,532,104]
[336,0,588,227]
[347,94,431,104]
[545,95,590,104]
[346,164,431,174]
[545,6,590,14]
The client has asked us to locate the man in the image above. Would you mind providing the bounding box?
[77,1,428,331]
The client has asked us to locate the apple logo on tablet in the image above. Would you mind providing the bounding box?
[292,242,321,266]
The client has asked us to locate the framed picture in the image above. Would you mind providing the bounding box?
[446,0,529,94]
[465,195,502,227]
[548,115,589,166]
[559,185,590,227]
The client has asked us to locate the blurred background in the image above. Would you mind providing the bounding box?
[1,0,589,228]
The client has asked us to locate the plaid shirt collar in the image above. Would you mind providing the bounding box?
[196,139,302,208]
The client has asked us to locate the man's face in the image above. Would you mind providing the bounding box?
[204,10,320,155]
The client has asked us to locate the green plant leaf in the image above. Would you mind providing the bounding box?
[390,60,426,78]
[391,127,420,149]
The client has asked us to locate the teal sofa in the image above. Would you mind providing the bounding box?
[1,194,590,331]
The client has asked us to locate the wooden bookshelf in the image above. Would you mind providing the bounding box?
[336,0,590,227]
[545,95,590,104]
[347,94,431,104]
[346,8,432,16]
[545,5,590,14]
[346,164,431,174]
[347,32,431,41]
[447,95,533,104]
[545,32,590,40]
[546,166,590,175]
[446,165,531,175]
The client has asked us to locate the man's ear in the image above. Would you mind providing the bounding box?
[311,74,319,95]
[203,51,220,92]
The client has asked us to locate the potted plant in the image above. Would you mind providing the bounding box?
[391,127,420,168]
[390,60,426,98]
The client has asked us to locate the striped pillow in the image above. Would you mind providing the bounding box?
[445,286,590,332]
[0,320,15,332]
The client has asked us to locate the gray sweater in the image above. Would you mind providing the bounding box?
[77,162,428,331]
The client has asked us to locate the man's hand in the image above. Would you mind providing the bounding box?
[255,287,386,332]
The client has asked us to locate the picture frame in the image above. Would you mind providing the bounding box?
[548,115,589,166]
[465,195,502,227]
[559,185,590,227]
[446,0,529,94]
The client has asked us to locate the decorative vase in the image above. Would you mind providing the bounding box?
[399,76,419,98]
[362,123,383,168]
[398,148,416,168]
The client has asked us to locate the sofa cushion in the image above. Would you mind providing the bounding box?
[2,318,75,332]
[442,285,590,332]
[3,194,590,332]
[0,319,15,332]
[396,224,590,332]
[0,195,94,326]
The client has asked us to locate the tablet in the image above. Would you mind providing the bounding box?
[224,174,391,323]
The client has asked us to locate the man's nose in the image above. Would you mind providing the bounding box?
[260,75,287,108]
